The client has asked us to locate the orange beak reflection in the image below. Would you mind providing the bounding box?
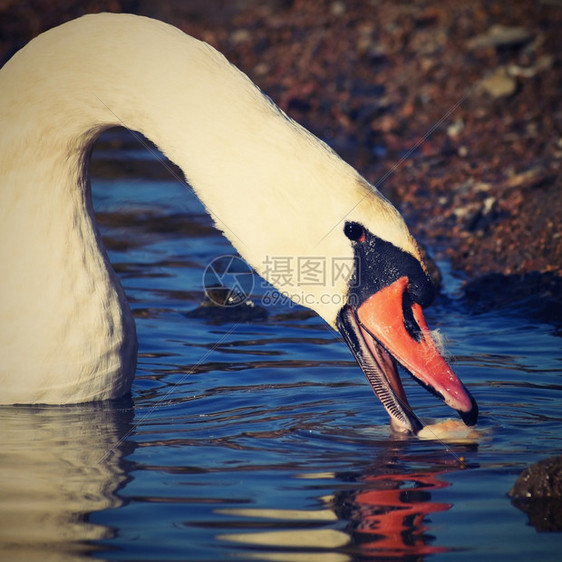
[337,276,478,434]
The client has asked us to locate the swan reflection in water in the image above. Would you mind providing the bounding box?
[334,466,453,557]
[216,443,472,561]
[0,402,475,560]
[0,400,134,560]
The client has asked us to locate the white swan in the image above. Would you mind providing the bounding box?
[0,13,477,432]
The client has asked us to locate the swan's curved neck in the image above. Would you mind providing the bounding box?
[0,13,405,403]
[2,14,367,272]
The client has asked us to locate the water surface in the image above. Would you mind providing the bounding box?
[1,135,560,561]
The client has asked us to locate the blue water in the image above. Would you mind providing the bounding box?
[0,136,560,561]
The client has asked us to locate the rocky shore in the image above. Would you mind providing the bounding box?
[1,0,560,319]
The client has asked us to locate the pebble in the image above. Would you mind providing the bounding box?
[467,25,533,50]
[478,67,517,98]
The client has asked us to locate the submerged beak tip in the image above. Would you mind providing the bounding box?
[391,417,424,436]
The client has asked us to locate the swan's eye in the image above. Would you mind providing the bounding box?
[344,221,365,242]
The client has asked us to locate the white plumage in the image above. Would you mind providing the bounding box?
[0,13,420,404]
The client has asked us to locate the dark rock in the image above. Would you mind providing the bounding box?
[508,455,562,532]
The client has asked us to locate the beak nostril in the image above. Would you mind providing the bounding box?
[402,292,423,342]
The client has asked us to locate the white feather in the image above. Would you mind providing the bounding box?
[430,328,449,357]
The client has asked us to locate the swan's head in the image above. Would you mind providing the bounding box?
[250,172,477,435]
[306,184,478,435]
[335,220,478,434]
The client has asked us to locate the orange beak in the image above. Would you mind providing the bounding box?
[337,276,478,434]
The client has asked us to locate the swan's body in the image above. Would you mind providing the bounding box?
[0,14,476,432]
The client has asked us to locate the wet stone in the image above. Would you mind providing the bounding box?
[508,455,562,532]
